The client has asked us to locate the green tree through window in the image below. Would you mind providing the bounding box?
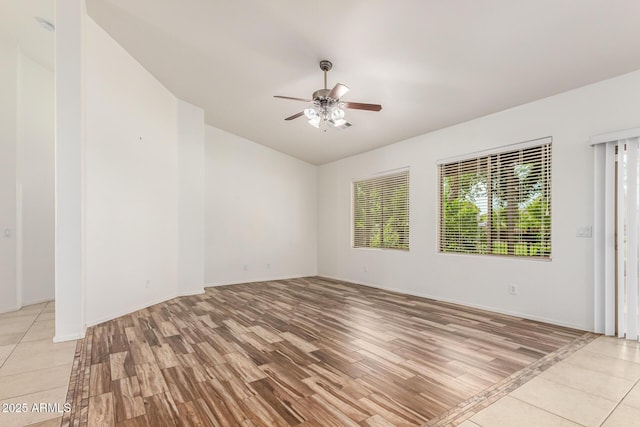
[354,170,409,250]
[439,141,551,258]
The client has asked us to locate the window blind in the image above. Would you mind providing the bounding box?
[353,170,410,250]
[439,140,552,258]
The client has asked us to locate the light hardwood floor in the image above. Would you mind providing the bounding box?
[61,277,590,426]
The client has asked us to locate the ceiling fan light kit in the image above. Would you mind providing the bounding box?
[274,60,382,131]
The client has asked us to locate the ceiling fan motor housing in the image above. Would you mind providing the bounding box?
[319,60,333,72]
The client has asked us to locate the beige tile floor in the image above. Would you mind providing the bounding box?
[463,336,640,427]
[1,303,639,427]
[0,302,76,427]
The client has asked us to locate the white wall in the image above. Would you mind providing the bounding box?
[83,16,318,322]
[0,37,53,313]
[17,53,55,306]
[55,0,84,341]
[0,37,18,313]
[178,100,205,296]
[319,70,640,331]
[205,126,317,285]
[84,17,179,325]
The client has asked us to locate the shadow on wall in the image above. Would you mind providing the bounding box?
[0,34,55,315]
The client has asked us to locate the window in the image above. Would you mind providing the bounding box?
[439,139,551,258]
[353,170,410,250]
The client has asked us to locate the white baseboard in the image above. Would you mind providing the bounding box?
[53,330,85,342]
[317,274,589,331]
[0,305,22,314]
[85,292,177,327]
[86,275,319,327]
[204,273,318,288]
[85,284,213,327]
[179,287,205,296]
[22,297,54,307]
[0,299,53,315]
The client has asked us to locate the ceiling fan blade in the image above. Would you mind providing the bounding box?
[343,101,382,111]
[274,95,312,102]
[327,83,350,100]
[285,111,305,121]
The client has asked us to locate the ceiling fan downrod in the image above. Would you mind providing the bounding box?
[319,60,332,90]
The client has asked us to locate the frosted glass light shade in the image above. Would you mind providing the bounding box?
[304,108,318,119]
[308,117,321,128]
[331,107,345,121]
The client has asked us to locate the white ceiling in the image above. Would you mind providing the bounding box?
[0,0,54,70]
[84,2,640,164]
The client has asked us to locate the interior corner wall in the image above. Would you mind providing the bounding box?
[0,37,18,313]
[84,17,179,325]
[178,100,205,296]
[55,0,84,341]
[204,126,318,286]
[17,52,55,306]
[318,69,640,331]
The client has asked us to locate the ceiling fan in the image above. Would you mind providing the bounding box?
[274,60,382,130]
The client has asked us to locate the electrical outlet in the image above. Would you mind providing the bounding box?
[243,265,248,271]
[576,226,592,238]
[509,284,518,295]
[145,280,150,289]
[266,263,270,270]
[363,265,368,272]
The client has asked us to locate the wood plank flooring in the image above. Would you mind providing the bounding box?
[62,277,587,426]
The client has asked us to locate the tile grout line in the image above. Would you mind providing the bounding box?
[490,343,640,427]
[507,395,588,426]
[597,376,640,427]
[574,342,640,425]
[579,347,640,369]
[0,302,49,370]
[0,363,74,380]
[531,364,632,403]
[581,347,640,367]
[23,416,62,427]
[0,343,74,378]
[0,384,72,403]
[423,332,598,426]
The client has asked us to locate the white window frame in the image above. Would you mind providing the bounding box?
[437,137,552,260]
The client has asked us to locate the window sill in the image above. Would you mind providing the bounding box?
[436,251,551,262]
[352,247,410,252]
